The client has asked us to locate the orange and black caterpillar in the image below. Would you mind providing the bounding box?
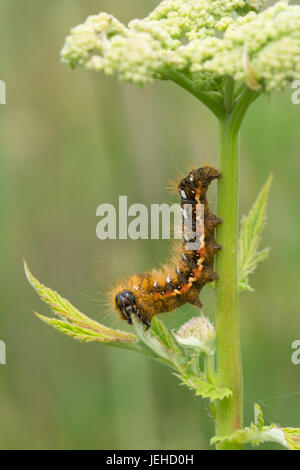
[114,165,221,329]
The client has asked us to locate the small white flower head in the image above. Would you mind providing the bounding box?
[174,316,216,355]
[61,13,126,70]
[61,0,300,93]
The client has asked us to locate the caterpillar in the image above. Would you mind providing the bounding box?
[113,165,221,329]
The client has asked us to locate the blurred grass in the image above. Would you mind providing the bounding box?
[0,0,299,450]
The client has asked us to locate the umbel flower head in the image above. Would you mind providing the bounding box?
[61,0,300,93]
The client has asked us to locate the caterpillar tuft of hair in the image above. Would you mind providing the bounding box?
[113,165,222,329]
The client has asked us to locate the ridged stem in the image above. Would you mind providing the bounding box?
[214,87,259,450]
[215,114,243,450]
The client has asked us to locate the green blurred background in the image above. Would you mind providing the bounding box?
[0,0,299,450]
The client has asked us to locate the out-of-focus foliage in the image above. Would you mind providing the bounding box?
[239,174,272,292]
[0,0,300,450]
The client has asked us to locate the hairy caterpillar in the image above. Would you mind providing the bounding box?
[113,165,221,329]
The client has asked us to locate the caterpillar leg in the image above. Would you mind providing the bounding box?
[200,266,219,284]
[211,215,222,228]
[205,214,222,233]
[189,295,203,310]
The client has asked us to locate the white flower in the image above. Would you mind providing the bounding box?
[174,316,216,355]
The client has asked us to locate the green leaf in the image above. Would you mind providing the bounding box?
[149,317,181,354]
[131,316,191,371]
[211,423,282,448]
[24,261,137,346]
[176,373,232,401]
[131,315,174,364]
[211,403,300,450]
[238,174,273,292]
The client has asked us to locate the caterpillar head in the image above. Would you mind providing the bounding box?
[178,165,221,202]
[115,290,151,329]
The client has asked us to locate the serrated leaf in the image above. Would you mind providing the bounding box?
[24,261,137,346]
[176,373,232,401]
[150,317,181,354]
[211,403,300,450]
[211,424,284,448]
[34,313,136,348]
[239,175,273,292]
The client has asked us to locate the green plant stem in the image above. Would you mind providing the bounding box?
[214,88,259,449]
[215,113,243,450]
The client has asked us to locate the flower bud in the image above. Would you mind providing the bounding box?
[174,316,216,355]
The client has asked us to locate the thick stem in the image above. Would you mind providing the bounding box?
[215,114,243,450]
[213,89,259,449]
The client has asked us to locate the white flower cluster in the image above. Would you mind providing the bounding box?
[61,0,300,92]
[200,1,300,92]
[61,13,126,70]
